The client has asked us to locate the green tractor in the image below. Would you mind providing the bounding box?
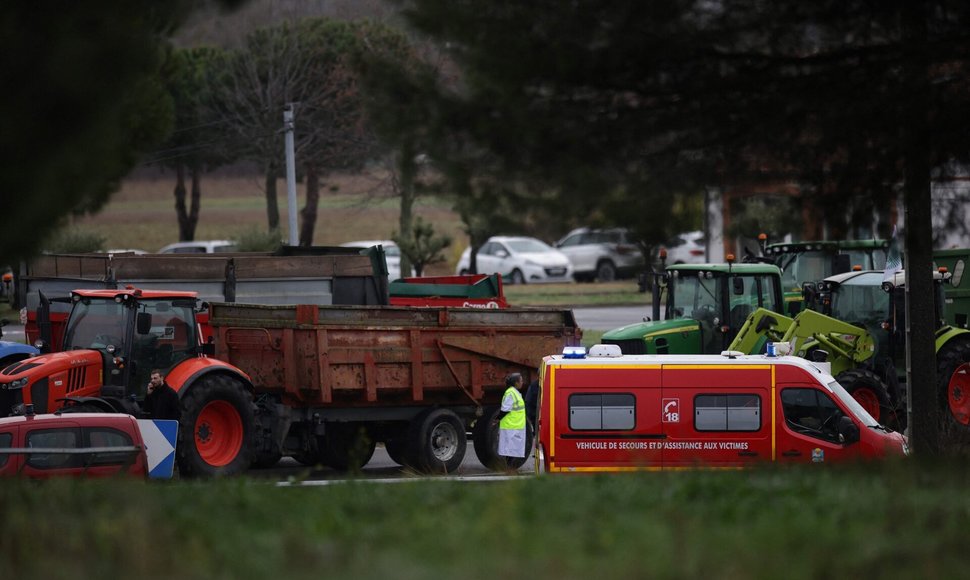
[602,259,787,355]
[729,268,970,432]
[933,247,970,329]
[760,238,888,314]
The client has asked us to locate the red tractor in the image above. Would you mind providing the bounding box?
[0,288,254,477]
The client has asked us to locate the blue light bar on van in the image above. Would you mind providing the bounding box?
[562,346,587,359]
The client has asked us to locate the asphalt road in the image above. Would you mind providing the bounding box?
[253,441,538,484]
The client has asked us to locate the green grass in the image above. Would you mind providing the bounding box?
[505,281,650,307]
[1,459,965,579]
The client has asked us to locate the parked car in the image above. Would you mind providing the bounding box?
[555,227,645,282]
[455,236,573,284]
[0,412,149,479]
[158,240,237,254]
[340,240,415,280]
[663,230,707,264]
[104,249,148,255]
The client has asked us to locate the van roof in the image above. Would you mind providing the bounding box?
[544,352,832,377]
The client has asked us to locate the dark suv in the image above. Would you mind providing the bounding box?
[555,228,645,282]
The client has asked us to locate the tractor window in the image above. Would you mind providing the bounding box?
[781,388,843,444]
[728,275,775,329]
[670,274,720,321]
[568,393,636,431]
[63,299,130,352]
[26,428,82,469]
[830,284,888,328]
[130,299,198,389]
[783,251,832,291]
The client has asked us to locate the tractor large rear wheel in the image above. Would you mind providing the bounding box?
[937,338,970,434]
[178,374,254,478]
[835,369,894,426]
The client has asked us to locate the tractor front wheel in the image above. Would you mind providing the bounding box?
[835,369,894,426]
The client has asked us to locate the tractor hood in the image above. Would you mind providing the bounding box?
[0,350,105,414]
[601,318,703,356]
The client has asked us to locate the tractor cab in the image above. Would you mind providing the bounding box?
[1,289,210,416]
[602,260,785,355]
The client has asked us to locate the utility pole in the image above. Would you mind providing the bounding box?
[284,104,298,247]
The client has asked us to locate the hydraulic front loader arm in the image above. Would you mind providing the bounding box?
[729,308,795,354]
[779,309,876,369]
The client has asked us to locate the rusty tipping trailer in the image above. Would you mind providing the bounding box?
[208,302,581,473]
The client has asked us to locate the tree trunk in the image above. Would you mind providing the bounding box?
[299,166,320,247]
[187,164,202,241]
[174,162,191,241]
[902,0,940,456]
[397,147,416,278]
[265,163,280,231]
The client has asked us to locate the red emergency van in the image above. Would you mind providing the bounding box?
[536,345,908,472]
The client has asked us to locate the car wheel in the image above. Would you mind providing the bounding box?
[509,269,526,285]
[596,260,617,282]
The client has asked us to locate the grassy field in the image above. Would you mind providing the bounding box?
[69,171,472,275]
[1,459,965,579]
[504,280,649,307]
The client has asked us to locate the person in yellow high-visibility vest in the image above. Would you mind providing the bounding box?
[497,372,526,465]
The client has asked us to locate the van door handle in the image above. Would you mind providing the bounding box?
[781,450,801,457]
[738,451,758,457]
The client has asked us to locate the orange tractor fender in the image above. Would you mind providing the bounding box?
[165,358,254,396]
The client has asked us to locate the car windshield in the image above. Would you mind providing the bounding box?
[669,273,721,321]
[828,380,880,427]
[64,298,131,351]
[506,239,552,253]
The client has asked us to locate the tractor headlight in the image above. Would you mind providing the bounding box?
[1,377,28,390]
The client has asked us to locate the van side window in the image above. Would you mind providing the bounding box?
[781,388,843,443]
[84,427,136,466]
[0,432,11,468]
[694,394,761,431]
[569,393,635,430]
[26,428,82,469]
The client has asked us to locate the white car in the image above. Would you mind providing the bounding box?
[158,240,237,254]
[662,231,707,264]
[340,240,415,280]
[555,227,645,282]
[455,236,573,284]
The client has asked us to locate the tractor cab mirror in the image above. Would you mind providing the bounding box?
[136,312,153,335]
[732,277,745,295]
[200,336,216,356]
[837,415,860,445]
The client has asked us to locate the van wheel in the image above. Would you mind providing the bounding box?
[472,407,533,472]
[836,369,893,425]
[408,409,467,473]
[178,374,254,478]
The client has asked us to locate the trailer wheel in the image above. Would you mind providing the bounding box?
[938,338,970,432]
[324,423,376,472]
[408,409,467,473]
[472,406,533,472]
[178,374,254,478]
[835,369,893,425]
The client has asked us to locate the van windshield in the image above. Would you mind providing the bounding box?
[828,380,879,427]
